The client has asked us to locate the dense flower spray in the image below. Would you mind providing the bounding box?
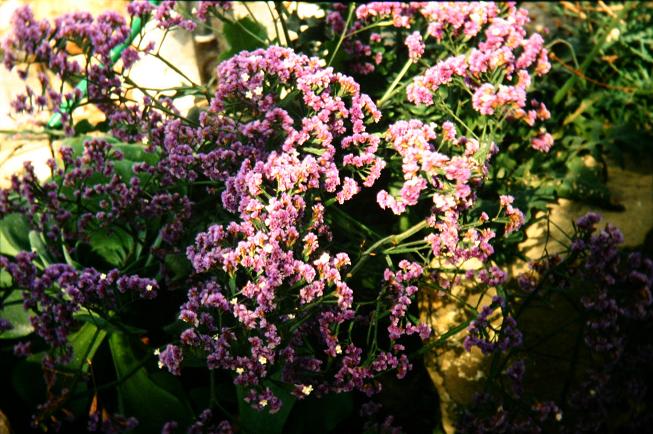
[0,2,593,433]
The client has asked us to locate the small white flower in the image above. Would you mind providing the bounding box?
[287,313,295,320]
[230,297,238,305]
[235,367,244,375]
[258,356,267,365]
[158,361,164,369]
[253,86,263,96]
[154,348,161,356]
[555,412,563,422]
[99,273,107,280]
[335,344,342,355]
[240,72,250,82]
[259,399,268,408]
[301,385,313,396]
[145,284,153,291]
[245,90,253,99]
[606,27,620,43]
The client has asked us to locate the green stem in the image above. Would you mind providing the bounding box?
[148,52,201,88]
[377,59,413,107]
[265,2,282,45]
[0,128,67,137]
[347,220,428,278]
[553,5,629,104]
[347,20,394,38]
[329,205,382,239]
[211,10,268,46]
[274,2,293,48]
[413,318,473,356]
[327,3,355,67]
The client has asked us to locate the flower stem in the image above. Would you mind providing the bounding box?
[274,2,293,48]
[348,220,428,278]
[327,3,355,67]
[377,59,413,107]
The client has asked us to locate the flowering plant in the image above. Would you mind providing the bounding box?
[1,2,648,434]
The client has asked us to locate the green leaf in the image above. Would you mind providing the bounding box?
[74,119,97,135]
[112,143,160,166]
[88,227,134,268]
[236,380,295,434]
[68,322,107,372]
[12,355,45,405]
[29,230,54,267]
[62,241,82,269]
[164,253,192,282]
[0,287,34,339]
[0,213,31,255]
[220,17,268,60]
[64,322,108,416]
[73,309,146,335]
[109,333,192,433]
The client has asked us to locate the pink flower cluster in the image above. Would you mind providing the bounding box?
[209,46,384,206]
[377,119,520,265]
[179,47,421,409]
[405,31,425,63]
[327,2,553,153]
[500,194,525,234]
[402,4,552,151]
[384,260,431,342]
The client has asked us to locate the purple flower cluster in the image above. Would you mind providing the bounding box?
[0,3,563,431]
[507,214,653,432]
[3,7,126,131]
[463,296,522,354]
[1,252,156,360]
[1,138,190,251]
[163,47,432,410]
[1,5,192,139]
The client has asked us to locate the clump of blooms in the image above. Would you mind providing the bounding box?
[327,2,553,152]
[0,2,592,433]
[1,253,156,356]
[376,119,521,266]
[178,46,425,409]
[459,214,653,434]
[405,31,425,63]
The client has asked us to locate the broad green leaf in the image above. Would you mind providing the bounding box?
[11,323,106,407]
[68,322,108,372]
[164,253,192,282]
[62,241,82,269]
[64,322,108,416]
[74,119,97,135]
[73,309,146,335]
[0,213,31,256]
[112,143,160,165]
[88,227,134,268]
[219,17,268,60]
[0,287,33,339]
[109,333,192,433]
[11,355,45,405]
[29,230,54,267]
